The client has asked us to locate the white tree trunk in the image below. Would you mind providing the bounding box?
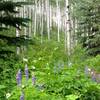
[31,6,34,34]
[28,6,32,37]
[56,0,60,42]
[40,0,44,43]
[46,0,50,40]
[34,0,37,37]
[65,0,71,56]
[49,5,52,29]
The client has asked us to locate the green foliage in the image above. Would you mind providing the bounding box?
[6,40,100,100]
[27,38,67,69]
[9,67,100,100]
[84,55,100,71]
[0,0,31,60]
[72,0,100,56]
[0,1,30,29]
[0,34,100,100]
[0,1,100,99]
[0,1,31,99]
[80,84,100,100]
[70,44,87,65]
[0,58,18,99]
[50,0,65,7]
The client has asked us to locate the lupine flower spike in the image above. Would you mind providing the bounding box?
[16,69,22,86]
[20,92,24,100]
[25,64,29,81]
[32,76,36,85]
[90,70,96,82]
[32,73,36,85]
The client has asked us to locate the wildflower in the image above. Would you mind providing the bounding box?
[16,69,22,86]
[22,85,25,88]
[68,62,72,67]
[90,69,100,83]
[32,75,36,85]
[25,64,29,80]
[90,70,97,82]
[91,74,96,82]
[20,92,24,100]
[32,66,36,70]
[23,58,28,62]
[6,93,11,99]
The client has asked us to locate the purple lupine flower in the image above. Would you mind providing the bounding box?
[16,69,22,86]
[25,64,29,80]
[91,71,96,82]
[91,75,96,82]
[20,92,24,100]
[32,75,36,85]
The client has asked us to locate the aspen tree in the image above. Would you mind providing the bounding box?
[49,5,52,30]
[65,0,70,56]
[46,0,50,40]
[70,4,74,52]
[64,12,67,52]
[28,6,32,37]
[56,0,60,42]
[34,0,37,37]
[31,6,34,33]
[40,0,44,43]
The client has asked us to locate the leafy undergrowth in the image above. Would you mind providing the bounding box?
[1,38,100,100]
[9,67,100,100]
[84,55,100,72]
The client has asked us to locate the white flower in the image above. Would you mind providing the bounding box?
[68,62,72,66]
[22,85,25,88]
[23,58,28,62]
[6,93,11,99]
[88,68,91,71]
[32,66,36,69]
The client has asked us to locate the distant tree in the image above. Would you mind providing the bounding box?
[72,0,100,56]
[0,1,33,99]
[0,0,31,59]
